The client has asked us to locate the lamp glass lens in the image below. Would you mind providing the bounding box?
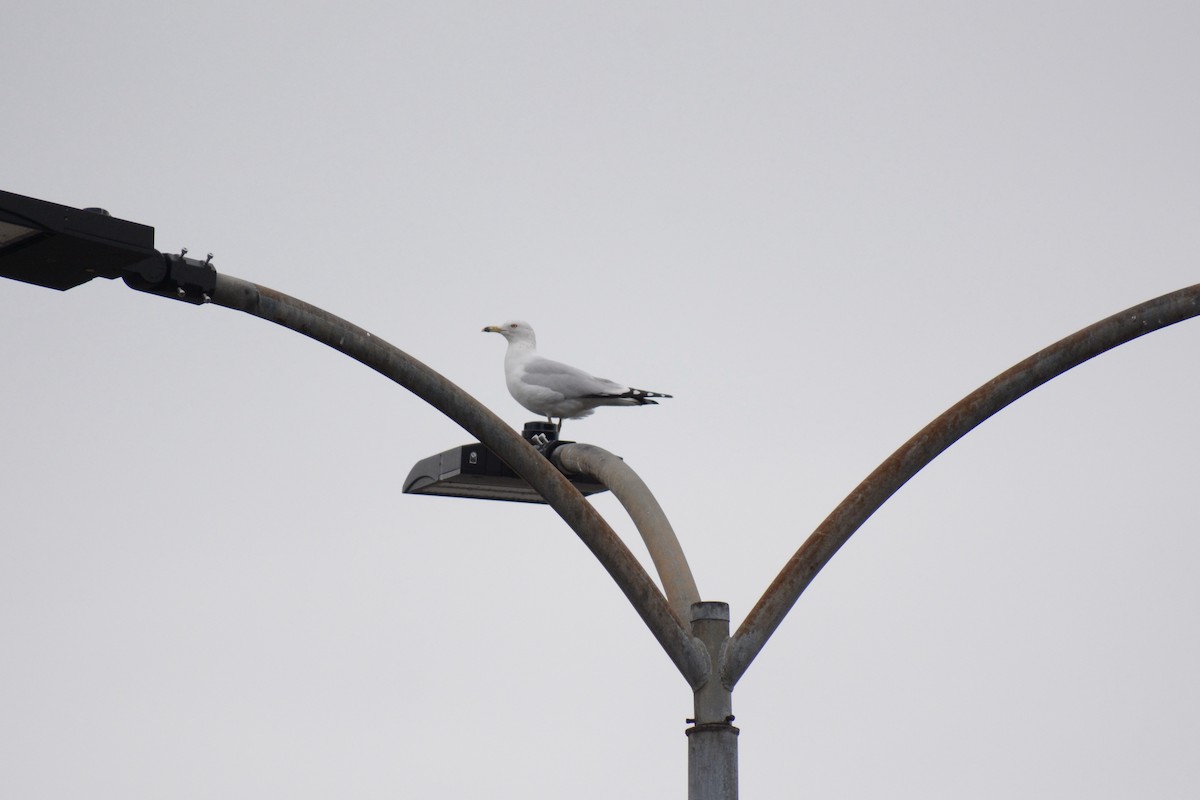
[0,220,40,248]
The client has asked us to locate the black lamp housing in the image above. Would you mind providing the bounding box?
[404,422,608,503]
[0,189,215,303]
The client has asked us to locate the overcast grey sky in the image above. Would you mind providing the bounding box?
[2,2,1199,797]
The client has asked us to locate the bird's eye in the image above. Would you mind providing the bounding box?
[509,323,518,328]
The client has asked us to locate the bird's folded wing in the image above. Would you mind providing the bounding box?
[522,357,627,397]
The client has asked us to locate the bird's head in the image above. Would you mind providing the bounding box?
[482,320,536,346]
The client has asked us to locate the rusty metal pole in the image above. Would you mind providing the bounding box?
[724,282,1200,688]
[687,602,737,800]
[131,268,1200,800]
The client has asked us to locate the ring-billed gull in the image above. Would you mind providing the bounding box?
[483,320,671,430]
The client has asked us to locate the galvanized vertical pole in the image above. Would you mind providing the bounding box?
[687,602,738,800]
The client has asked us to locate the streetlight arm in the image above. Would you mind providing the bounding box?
[208,274,711,688]
[724,283,1200,689]
[550,443,702,624]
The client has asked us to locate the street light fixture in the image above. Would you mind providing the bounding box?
[404,421,609,502]
[0,188,215,302]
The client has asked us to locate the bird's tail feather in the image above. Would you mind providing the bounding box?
[583,388,672,405]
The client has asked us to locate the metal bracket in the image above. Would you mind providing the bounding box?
[123,250,218,304]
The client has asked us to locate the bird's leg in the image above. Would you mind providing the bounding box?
[555,418,563,433]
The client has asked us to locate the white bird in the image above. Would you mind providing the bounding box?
[482,320,671,431]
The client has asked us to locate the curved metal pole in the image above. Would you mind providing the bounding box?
[550,443,702,623]
[724,283,1200,688]
[208,274,710,689]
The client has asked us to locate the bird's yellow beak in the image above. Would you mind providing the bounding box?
[482,325,503,333]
